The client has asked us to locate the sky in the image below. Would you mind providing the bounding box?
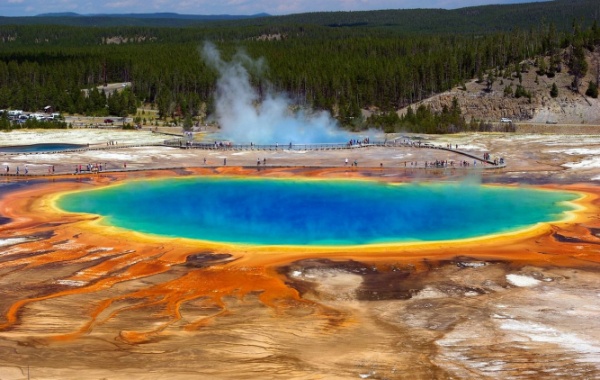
[1,0,549,17]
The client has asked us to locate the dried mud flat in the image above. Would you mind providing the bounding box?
[1,130,600,379]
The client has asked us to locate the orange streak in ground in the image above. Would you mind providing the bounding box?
[0,169,599,343]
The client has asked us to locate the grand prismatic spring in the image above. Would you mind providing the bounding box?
[1,93,600,379]
[57,177,579,246]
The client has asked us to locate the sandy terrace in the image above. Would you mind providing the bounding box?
[0,129,600,182]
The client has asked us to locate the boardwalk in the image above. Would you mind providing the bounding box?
[0,138,505,177]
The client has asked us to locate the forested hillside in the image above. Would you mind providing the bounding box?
[0,0,599,133]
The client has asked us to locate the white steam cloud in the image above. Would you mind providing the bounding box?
[201,42,351,144]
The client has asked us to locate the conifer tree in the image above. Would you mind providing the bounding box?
[550,83,559,98]
[586,81,598,98]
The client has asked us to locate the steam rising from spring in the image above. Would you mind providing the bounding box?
[202,42,351,144]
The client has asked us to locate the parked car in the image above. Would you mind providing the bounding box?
[500,118,512,123]
[104,118,113,123]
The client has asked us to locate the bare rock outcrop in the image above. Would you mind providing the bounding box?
[399,49,600,126]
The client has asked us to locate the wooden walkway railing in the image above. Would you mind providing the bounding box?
[163,139,504,167]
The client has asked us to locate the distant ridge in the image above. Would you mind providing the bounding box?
[35,12,81,17]
[0,0,597,31]
[34,12,271,20]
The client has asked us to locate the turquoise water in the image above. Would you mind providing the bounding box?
[0,143,86,153]
[57,177,578,246]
